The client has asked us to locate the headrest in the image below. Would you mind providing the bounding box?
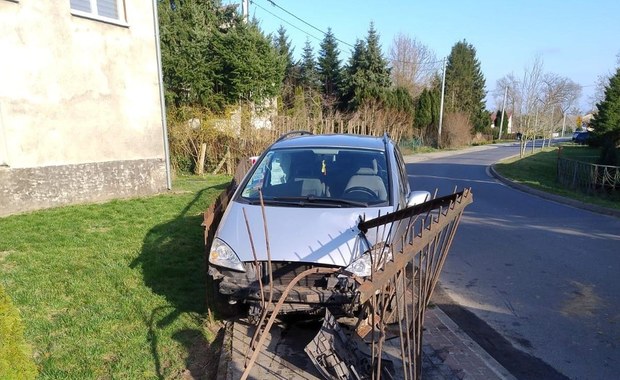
[356,167,377,175]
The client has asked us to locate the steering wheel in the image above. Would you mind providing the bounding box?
[343,186,377,199]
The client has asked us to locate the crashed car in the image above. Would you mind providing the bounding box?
[207,132,429,316]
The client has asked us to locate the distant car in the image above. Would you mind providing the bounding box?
[574,131,590,145]
[207,132,430,316]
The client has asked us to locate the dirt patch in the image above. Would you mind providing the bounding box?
[560,281,604,318]
[175,321,226,380]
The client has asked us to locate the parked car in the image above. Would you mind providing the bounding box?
[572,129,589,142]
[574,131,590,145]
[207,132,430,316]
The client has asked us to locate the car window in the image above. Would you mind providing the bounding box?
[393,144,410,202]
[239,147,390,206]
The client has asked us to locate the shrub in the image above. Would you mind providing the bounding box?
[441,112,472,148]
[0,285,37,380]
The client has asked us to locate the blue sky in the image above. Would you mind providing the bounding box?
[225,0,619,112]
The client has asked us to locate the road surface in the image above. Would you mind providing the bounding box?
[407,142,620,379]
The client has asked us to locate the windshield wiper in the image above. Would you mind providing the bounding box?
[245,198,300,206]
[271,196,368,208]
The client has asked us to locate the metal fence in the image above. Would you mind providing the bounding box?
[557,157,620,194]
[232,189,473,380]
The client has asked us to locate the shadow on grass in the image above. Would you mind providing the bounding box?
[131,182,228,379]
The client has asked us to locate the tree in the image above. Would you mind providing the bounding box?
[299,39,320,92]
[591,66,620,165]
[494,110,508,132]
[342,23,391,110]
[445,40,487,132]
[388,33,437,99]
[317,28,343,110]
[158,0,285,111]
[210,22,285,106]
[159,0,220,108]
[590,52,620,111]
[495,56,584,153]
[414,78,441,144]
[273,25,295,77]
[273,25,298,110]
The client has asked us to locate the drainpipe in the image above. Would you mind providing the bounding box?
[152,0,172,190]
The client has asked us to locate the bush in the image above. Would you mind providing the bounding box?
[441,112,472,148]
[0,285,37,380]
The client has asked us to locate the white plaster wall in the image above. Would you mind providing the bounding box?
[0,0,165,169]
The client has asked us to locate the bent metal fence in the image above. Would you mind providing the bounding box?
[202,156,474,379]
[557,157,620,194]
[228,189,474,380]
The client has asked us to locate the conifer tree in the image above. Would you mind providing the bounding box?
[445,40,487,131]
[343,23,391,110]
[158,0,285,110]
[592,66,620,165]
[273,25,295,78]
[317,28,343,109]
[299,39,320,92]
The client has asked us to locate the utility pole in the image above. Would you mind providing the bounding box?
[438,57,446,147]
[498,86,508,140]
[242,0,249,23]
[561,112,567,137]
[533,105,539,154]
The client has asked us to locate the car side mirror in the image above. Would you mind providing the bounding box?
[407,190,431,207]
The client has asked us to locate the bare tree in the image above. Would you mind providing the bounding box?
[538,73,581,146]
[589,51,620,111]
[495,57,582,156]
[388,33,438,98]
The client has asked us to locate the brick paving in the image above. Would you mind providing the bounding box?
[217,307,515,379]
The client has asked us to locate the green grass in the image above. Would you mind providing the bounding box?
[0,285,37,380]
[495,145,620,211]
[0,175,230,379]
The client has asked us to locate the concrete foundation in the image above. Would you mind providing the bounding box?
[0,158,167,216]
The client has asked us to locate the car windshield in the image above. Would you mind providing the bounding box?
[240,147,390,207]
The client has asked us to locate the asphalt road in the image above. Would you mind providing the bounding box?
[407,142,620,380]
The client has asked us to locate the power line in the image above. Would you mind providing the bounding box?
[258,0,355,49]
[252,0,446,69]
[250,0,323,43]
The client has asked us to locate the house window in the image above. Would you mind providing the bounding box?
[70,0,127,24]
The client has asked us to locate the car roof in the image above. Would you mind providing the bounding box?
[271,133,388,151]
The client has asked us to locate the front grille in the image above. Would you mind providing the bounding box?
[257,261,339,288]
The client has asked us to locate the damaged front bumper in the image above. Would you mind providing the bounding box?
[208,261,358,314]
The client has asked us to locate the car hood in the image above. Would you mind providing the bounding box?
[216,201,394,267]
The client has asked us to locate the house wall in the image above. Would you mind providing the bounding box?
[0,0,168,216]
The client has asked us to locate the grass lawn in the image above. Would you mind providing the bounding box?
[0,175,230,379]
[494,144,620,211]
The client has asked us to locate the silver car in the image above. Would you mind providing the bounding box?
[207,132,429,316]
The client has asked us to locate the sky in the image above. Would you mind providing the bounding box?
[223,0,620,112]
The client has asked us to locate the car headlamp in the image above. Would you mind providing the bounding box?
[346,252,373,277]
[346,246,393,277]
[209,238,246,272]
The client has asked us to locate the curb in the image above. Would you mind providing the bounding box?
[403,144,498,164]
[403,143,620,219]
[215,320,233,380]
[489,164,620,219]
[430,307,517,380]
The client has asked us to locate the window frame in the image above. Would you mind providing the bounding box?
[70,0,129,27]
